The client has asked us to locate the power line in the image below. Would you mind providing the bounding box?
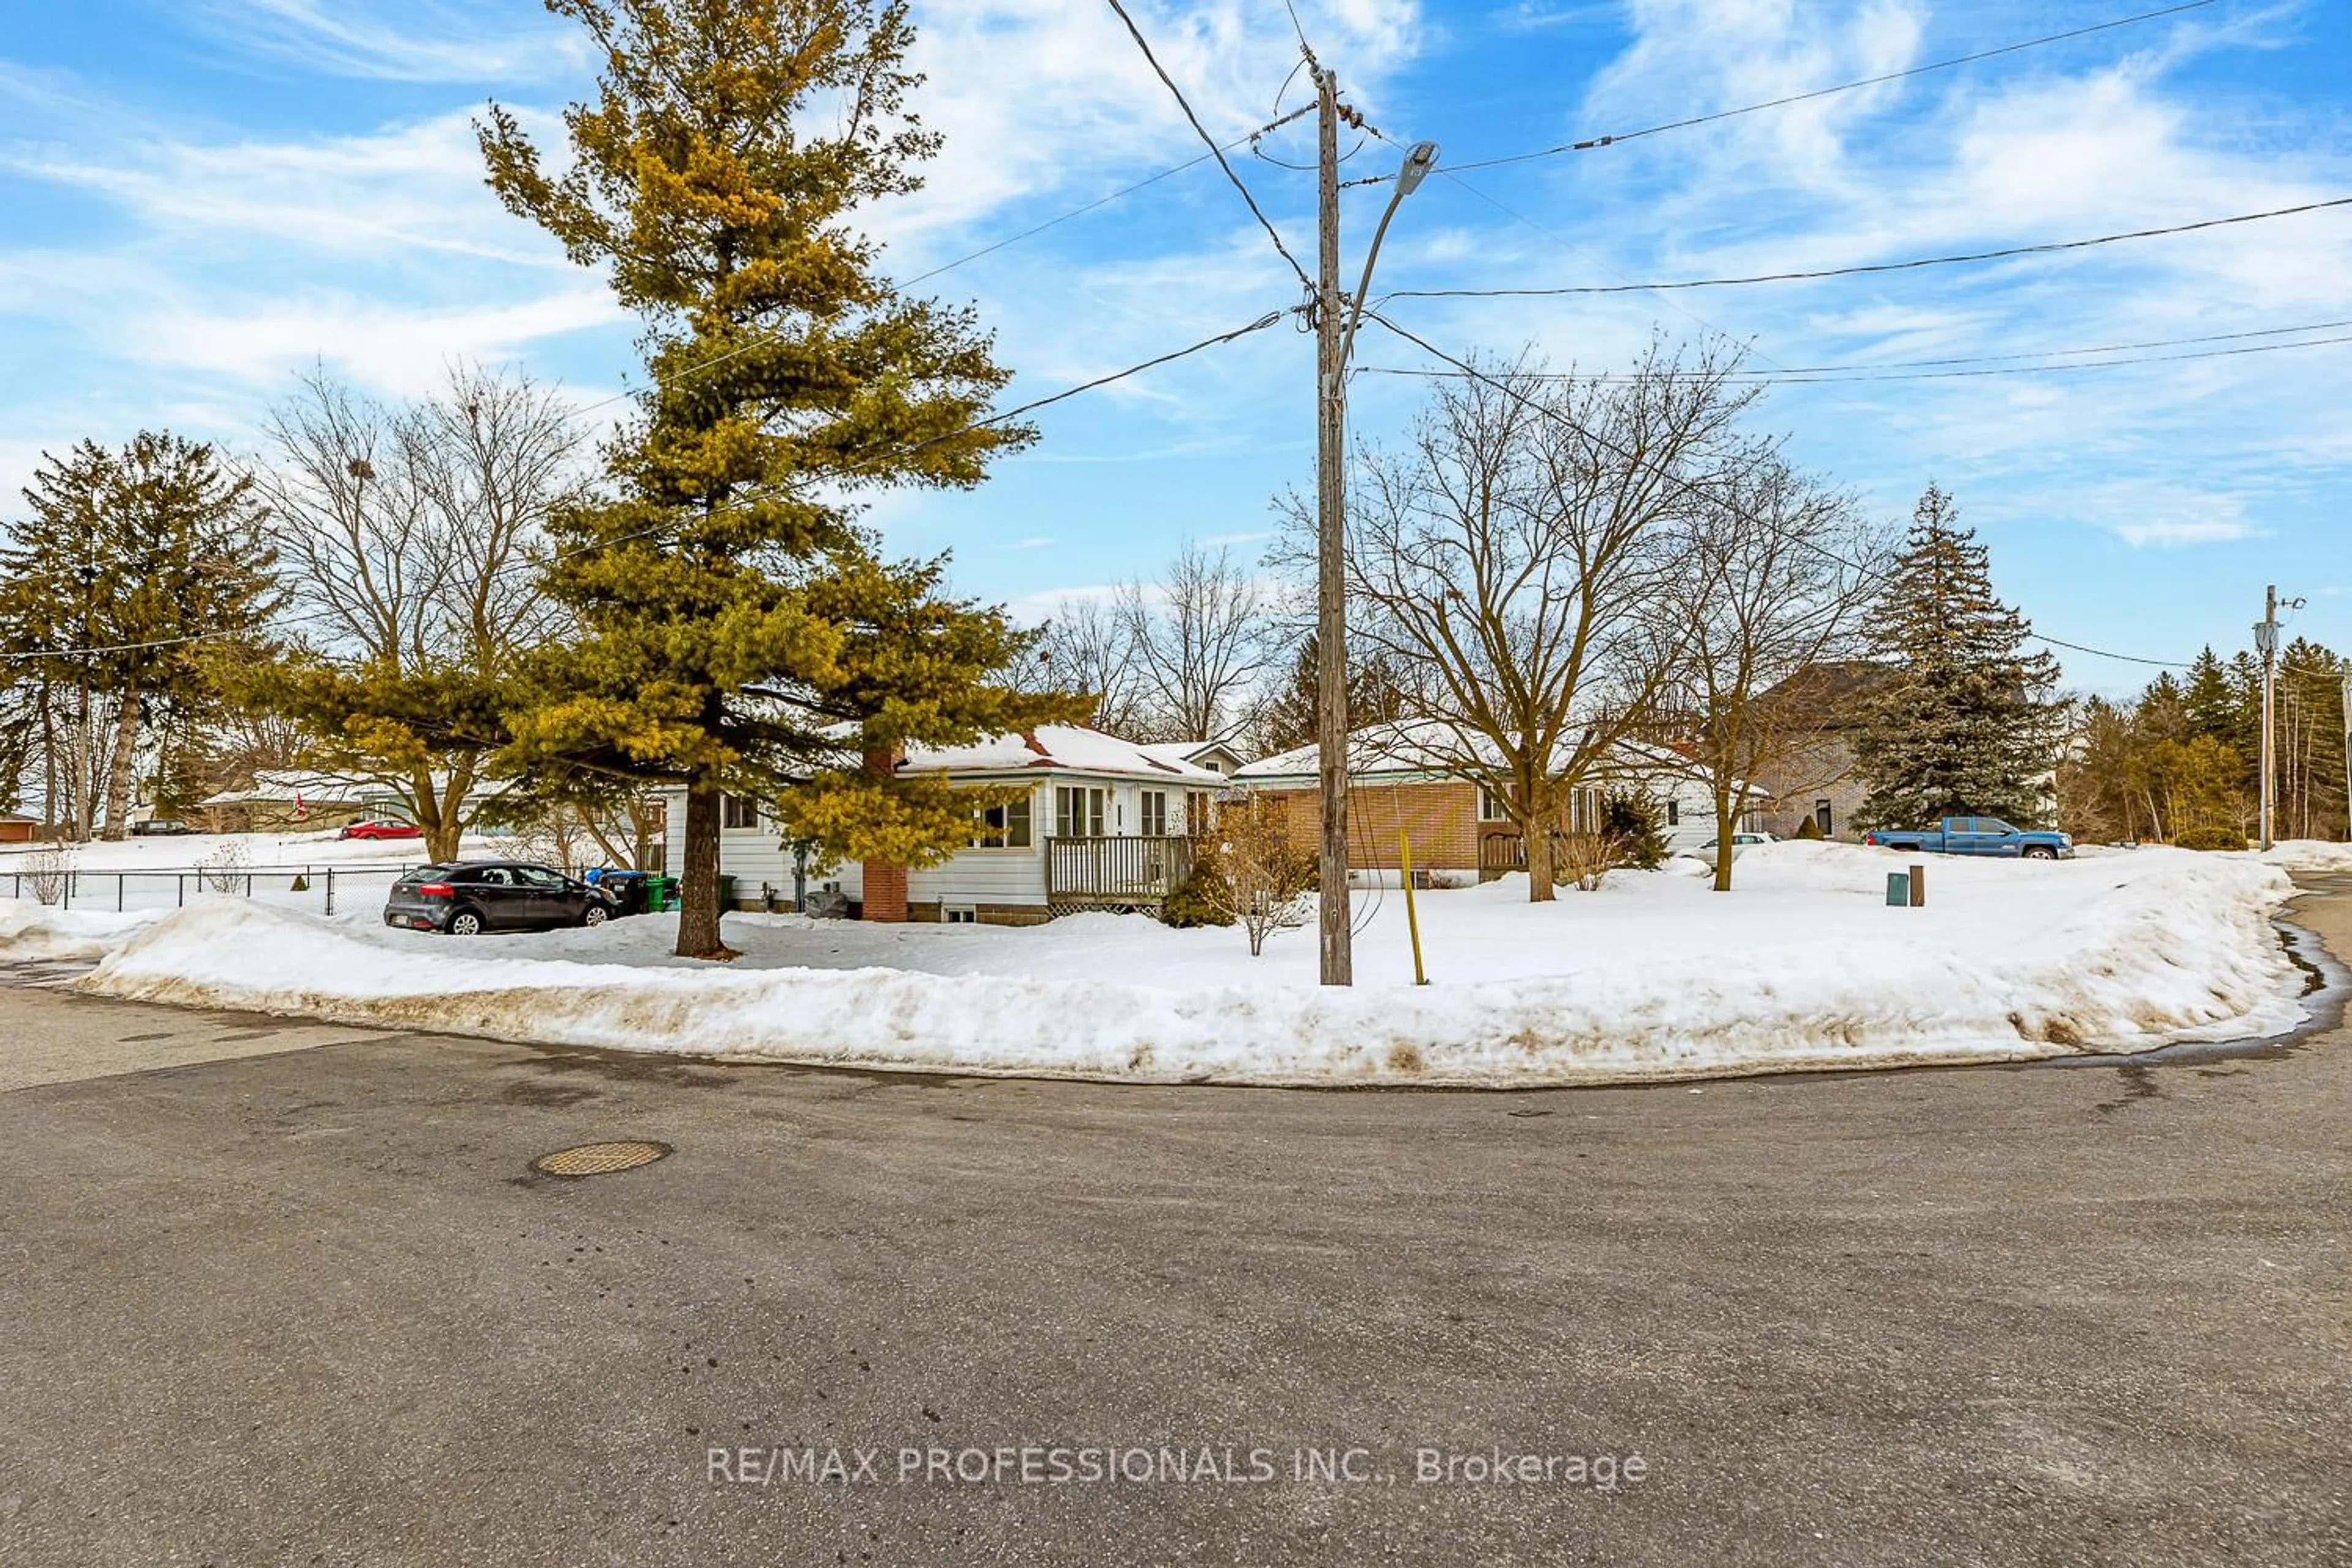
[1383,194,2352,299]
[565,105,1313,425]
[2,311,1296,666]
[1363,309,2190,671]
[1441,0,2224,174]
[1360,325,2352,385]
[1103,0,1314,291]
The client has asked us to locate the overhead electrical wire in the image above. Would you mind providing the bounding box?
[1439,0,2225,174]
[3,310,1297,666]
[1360,323,2352,385]
[562,102,1313,425]
[1103,0,1314,290]
[1363,309,2192,671]
[1382,194,2352,299]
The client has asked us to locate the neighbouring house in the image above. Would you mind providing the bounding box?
[0,813,37,845]
[195,769,503,835]
[1134,739,1250,780]
[1740,660,1897,842]
[1229,721,1759,883]
[662,725,1226,925]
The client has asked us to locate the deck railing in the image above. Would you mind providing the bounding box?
[1044,835,1193,908]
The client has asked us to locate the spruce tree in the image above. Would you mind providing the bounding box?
[1852,484,2067,829]
[478,0,1079,956]
[0,434,274,838]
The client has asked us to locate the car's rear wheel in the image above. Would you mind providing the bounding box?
[581,905,609,927]
[448,910,484,936]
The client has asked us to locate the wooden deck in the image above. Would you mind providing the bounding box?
[1045,835,1193,912]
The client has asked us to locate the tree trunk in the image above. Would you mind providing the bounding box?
[72,673,94,842]
[1713,794,1736,893]
[100,675,141,839]
[1524,809,1556,903]
[676,772,726,958]
[424,765,472,865]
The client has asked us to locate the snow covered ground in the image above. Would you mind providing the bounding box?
[0,840,2320,1088]
[0,828,510,916]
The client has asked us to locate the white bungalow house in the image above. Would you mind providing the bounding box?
[662,725,1224,925]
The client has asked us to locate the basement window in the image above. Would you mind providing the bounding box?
[943,904,978,925]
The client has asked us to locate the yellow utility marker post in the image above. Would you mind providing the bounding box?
[1400,830,1429,986]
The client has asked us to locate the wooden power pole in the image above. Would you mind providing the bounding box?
[2258,583,2277,853]
[1313,65,1352,987]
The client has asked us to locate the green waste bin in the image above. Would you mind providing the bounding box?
[644,874,675,912]
[714,873,737,919]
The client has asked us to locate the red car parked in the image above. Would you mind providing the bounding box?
[339,819,423,841]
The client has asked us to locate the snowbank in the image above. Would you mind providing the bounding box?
[0,902,160,961]
[2264,840,2352,874]
[28,842,2311,1087]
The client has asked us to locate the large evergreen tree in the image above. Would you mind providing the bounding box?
[0,434,274,839]
[1852,484,2067,829]
[478,0,1079,956]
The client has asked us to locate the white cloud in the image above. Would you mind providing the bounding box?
[2112,517,2262,548]
[190,0,590,83]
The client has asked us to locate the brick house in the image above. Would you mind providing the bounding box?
[1227,722,1755,882]
[1739,661,1896,842]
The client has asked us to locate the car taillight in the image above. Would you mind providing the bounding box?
[417,882,454,898]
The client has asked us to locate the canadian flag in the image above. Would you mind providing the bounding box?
[292,791,307,823]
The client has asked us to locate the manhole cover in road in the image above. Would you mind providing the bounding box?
[532,1140,673,1178]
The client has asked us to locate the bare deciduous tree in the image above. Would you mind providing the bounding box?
[1031,595,1148,736]
[1285,342,1758,902]
[1117,542,1271,742]
[253,363,581,860]
[1670,449,1884,890]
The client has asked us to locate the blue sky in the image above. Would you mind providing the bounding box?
[2,0,2347,693]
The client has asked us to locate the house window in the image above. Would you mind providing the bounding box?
[722,793,760,830]
[970,795,1033,850]
[1815,799,1834,836]
[1139,790,1169,837]
[1185,791,1213,837]
[1055,786,1105,839]
[1478,786,1509,823]
[1665,798,1679,826]
[943,904,978,925]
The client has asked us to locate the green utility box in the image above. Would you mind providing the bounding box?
[1885,872,1911,907]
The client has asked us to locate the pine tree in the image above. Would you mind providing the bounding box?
[477,0,1081,956]
[0,434,274,838]
[1254,630,1406,756]
[1852,484,2068,829]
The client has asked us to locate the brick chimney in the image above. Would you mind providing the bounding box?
[861,743,908,923]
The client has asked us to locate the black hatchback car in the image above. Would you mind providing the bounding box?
[383,861,618,936]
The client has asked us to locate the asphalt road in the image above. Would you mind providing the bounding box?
[1,888,2347,1567]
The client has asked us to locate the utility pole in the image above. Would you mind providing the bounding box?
[2340,670,2351,843]
[2256,584,2278,853]
[1313,64,1351,987]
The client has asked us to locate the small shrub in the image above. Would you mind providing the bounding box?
[1600,790,1670,870]
[2172,824,2247,852]
[1551,831,1618,892]
[22,844,74,906]
[196,840,250,893]
[1792,815,1826,841]
[1158,840,1235,929]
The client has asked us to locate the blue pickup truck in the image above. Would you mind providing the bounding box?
[1863,816,2075,859]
